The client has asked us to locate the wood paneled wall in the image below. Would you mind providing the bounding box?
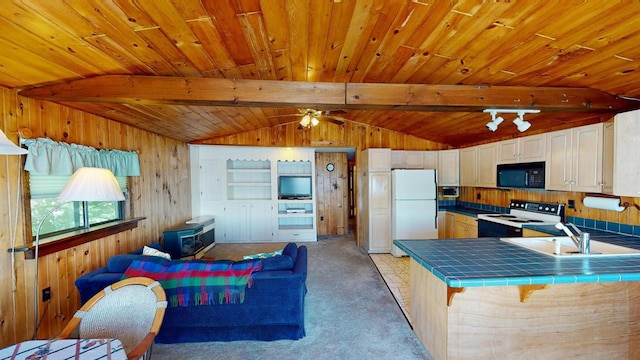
[315,152,349,236]
[197,121,451,151]
[460,187,640,226]
[0,87,191,345]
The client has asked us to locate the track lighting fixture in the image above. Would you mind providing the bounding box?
[483,109,540,133]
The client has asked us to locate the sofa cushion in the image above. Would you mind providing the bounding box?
[259,255,294,271]
[107,254,146,273]
[143,245,171,260]
[131,242,163,255]
[282,243,298,263]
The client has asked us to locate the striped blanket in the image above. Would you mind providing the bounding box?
[123,256,262,307]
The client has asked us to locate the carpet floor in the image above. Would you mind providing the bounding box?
[151,236,433,360]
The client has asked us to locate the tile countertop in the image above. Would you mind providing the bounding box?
[394,235,640,288]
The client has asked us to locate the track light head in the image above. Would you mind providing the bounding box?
[513,114,531,132]
[485,111,504,132]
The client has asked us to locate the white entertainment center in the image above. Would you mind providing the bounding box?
[190,145,317,243]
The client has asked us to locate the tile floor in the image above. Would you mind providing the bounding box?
[369,253,411,325]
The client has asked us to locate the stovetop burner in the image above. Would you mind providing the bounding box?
[477,200,565,229]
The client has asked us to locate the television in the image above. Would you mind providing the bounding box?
[278,176,312,199]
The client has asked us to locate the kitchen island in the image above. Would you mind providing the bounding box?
[395,237,640,360]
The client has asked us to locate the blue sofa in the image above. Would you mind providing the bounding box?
[74,242,308,342]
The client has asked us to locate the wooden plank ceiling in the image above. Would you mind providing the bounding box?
[2,0,640,148]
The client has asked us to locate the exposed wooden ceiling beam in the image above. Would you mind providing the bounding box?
[19,75,640,113]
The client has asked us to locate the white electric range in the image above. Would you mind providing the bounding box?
[477,200,565,237]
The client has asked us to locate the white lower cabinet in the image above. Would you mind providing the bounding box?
[223,202,250,242]
[277,201,316,241]
[223,202,274,242]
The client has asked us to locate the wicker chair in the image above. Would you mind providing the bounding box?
[58,277,167,360]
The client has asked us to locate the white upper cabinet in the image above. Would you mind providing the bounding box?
[497,134,546,164]
[423,151,438,169]
[460,144,497,187]
[367,148,391,171]
[460,147,476,186]
[405,151,424,168]
[613,110,640,196]
[546,123,605,192]
[438,149,460,186]
[391,150,424,169]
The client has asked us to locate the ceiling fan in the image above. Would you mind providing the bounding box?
[269,108,348,129]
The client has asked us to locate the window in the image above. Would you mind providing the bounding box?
[21,138,140,244]
[30,174,127,240]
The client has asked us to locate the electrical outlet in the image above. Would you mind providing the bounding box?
[568,200,575,209]
[42,287,51,302]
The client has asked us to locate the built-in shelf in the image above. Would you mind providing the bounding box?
[227,159,271,200]
[277,160,312,175]
[276,154,314,234]
[192,146,317,243]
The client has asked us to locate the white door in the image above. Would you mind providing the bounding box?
[224,202,249,242]
[393,169,436,200]
[393,199,438,239]
[250,202,274,241]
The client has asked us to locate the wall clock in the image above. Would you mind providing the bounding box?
[326,163,335,172]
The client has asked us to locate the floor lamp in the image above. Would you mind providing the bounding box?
[32,167,125,339]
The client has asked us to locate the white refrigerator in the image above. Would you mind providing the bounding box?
[391,169,438,257]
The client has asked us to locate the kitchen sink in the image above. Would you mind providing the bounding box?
[500,236,640,258]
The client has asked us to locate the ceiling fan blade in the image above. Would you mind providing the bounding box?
[326,115,347,124]
[266,113,305,119]
[325,109,348,115]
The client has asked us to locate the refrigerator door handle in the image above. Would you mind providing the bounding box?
[434,203,438,229]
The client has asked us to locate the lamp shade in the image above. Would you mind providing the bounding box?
[58,167,125,201]
[299,114,311,127]
[0,129,28,155]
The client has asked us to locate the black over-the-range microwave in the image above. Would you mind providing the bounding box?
[496,161,545,189]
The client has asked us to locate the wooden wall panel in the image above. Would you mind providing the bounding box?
[198,121,451,151]
[0,87,191,345]
[315,152,349,236]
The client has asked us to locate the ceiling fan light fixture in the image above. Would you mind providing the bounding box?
[300,114,312,128]
[311,117,320,127]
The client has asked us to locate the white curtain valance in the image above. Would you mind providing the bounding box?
[23,138,140,176]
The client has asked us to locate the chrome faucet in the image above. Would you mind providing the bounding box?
[555,223,590,253]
